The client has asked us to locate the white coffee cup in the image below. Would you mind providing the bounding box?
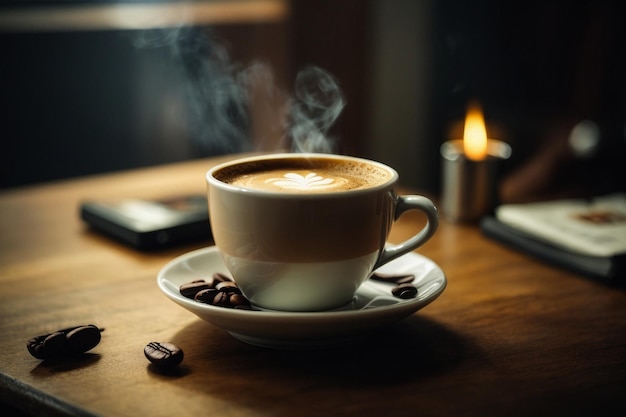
[207,153,438,311]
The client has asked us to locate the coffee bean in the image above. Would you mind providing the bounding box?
[144,342,183,369]
[391,283,418,299]
[229,293,251,308]
[26,324,102,360]
[42,332,68,356]
[181,275,253,310]
[27,332,66,359]
[370,272,415,284]
[26,335,48,359]
[215,281,241,294]
[194,288,219,304]
[212,291,231,307]
[180,280,211,299]
[65,325,102,355]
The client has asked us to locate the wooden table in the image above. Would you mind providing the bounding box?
[1,155,625,417]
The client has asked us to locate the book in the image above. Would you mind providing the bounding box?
[480,194,626,285]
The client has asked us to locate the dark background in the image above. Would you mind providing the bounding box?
[1,0,625,198]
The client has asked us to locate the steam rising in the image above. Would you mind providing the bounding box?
[131,27,345,154]
[174,27,251,153]
[289,67,346,153]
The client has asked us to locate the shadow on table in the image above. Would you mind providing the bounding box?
[169,314,480,388]
[29,354,102,376]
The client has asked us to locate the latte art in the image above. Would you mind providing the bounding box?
[227,169,363,193]
[215,156,394,193]
[265,172,344,191]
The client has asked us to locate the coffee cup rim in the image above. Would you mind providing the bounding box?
[207,153,399,196]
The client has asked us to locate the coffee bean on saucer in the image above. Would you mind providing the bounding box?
[370,272,415,284]
[144,342,184,369]
[194,288,219,304]
[215,281,241,294]
[213,291,232,307]
[180,280,211,299]
[229,293,251,309]
[391,283,418,299]
[181,274,254,310]
[212,272,234,283]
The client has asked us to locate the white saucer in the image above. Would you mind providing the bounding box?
[157,246,447,349]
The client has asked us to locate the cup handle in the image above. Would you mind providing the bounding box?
[373,195,439,270]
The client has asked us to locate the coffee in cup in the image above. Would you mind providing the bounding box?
[207,153,438,311]
[216,157,391,193]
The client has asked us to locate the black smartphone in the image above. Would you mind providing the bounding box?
[80,195,211,250]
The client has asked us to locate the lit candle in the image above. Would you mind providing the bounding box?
[440,102,511,222]
[463,101,489,161]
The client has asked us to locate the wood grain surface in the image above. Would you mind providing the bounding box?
[1,155,625,417]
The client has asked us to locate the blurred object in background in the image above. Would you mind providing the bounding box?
[497,0,626,203]
[0,0,292,189]
[0,0,372,189]
[431,0,626,203]
[2,0,624,199]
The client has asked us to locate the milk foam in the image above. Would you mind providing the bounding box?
[264,171,347,191]
[216,157,393,193]
[230,169,364,192]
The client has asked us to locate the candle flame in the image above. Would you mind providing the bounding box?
[463,102,488,161]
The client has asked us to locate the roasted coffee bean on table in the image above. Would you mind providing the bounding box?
[144,341,184,369]
[64,325,103,354]
[27,332,66,360]
[27,324,102,360]
[180,273,251,310]
[391,283,419,299]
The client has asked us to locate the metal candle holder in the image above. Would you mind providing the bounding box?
[440,139,511,222]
